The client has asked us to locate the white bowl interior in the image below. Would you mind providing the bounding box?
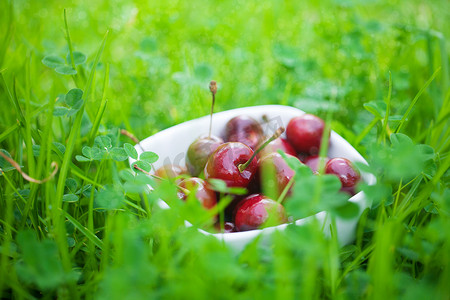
[133,105,375,252]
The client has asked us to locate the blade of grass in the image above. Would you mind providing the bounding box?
[100,212,113,272]
[0,178,14,298]
[326,219,340,298]
[429,30,449,96]
[25,92,57,233]
[0,123,18,143]
[367,218,399,299]
[14,75,35,178]
[124,199,148,214]
[354,117,379,146]
[64,9,76,71]
[62,209,104,250]
[395,67,441,133]
[1,72,43,147]
[338,243,375,284]
[84,30,109,103]
[86,160,104,272]
[400,152,450,221]
[70,165,103,188]
[382,71,392,144]
[0,102,49,143]
[88,63,109,144]
[19,56,37,229]
[396,175,423,214]
[0,73,25,126]
[0,0,13,68]
[431,89,450,149]
[40,94,57,226]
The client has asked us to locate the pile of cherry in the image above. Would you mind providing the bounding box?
[153,113,361,233]
[150,81,360,233]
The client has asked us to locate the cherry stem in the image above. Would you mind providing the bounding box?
[238,127,285,173]
[120,129,144,152]
[0,151,58,184]
[208,80,217,139]
[133,164,190,195]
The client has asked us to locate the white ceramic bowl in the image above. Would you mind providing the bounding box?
[133,105,375,252]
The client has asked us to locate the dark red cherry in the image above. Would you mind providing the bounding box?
[303,155,330,174]
[286,114,328,155]
[154,164,187,180]
[259,152,299,197]
[177,177,217,210]
[325,158,361,195]
[234,194,288,232]
[260,137,297,157]
[204,142,258,188]
[186,135,224,176]
[224,116,264,150]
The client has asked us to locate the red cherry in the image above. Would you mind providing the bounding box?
[234,194,288,231]
[325,158,361,195]
[303,155,330,174]
[286,114,328,155]
[204,142,258,188]
[224,116,264,150]
[259,152,299,197]
[177,177,217,209]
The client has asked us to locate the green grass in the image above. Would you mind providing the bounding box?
[0,0,449,299]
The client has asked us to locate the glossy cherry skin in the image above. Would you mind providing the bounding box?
[177,177,217,210]
[234,194,288,232]
[259,137,297,158]
[224,116,264,150]
[186,135,224,176]
[303,155,330,174]
[286,114,328,155]
[204,142,258,188]
[154,164,187,180]
[325,158,361,195]
[259,152,299,197]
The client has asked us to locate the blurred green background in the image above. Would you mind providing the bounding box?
[2,0,448,144]
[0,0,449,299]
